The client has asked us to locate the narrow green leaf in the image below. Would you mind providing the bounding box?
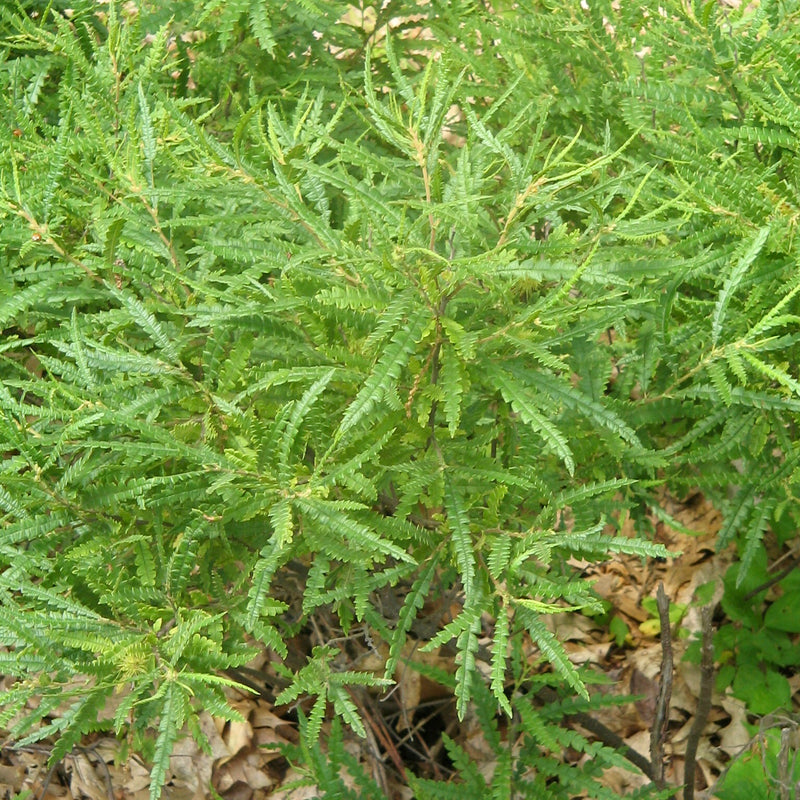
[490,368,575,474]
[525,613,588,700]
[455,619,481,720]
[420,603,483,652]
[277,368,335,475]
[490,605,512,716]
[712,225,770,346]
[440,345,465,437]
[269,499,293,547]
[338,307,429,435]
[134,539,156,587]
[385,553,440,678]
[444,473,475,597]
[525,369,643,448]
[138,82,157,193]
[328,685,366,738]
[245,540,287,632]
[707,360,732,406]
[486,534,513,580]
[294,497,414,563]
[107,283,178,361]
[737,498,774,588]
[150,682,187,800]
[70,307,96,390]
[740,350,800,397]
[104,218,126,265]
[42,104,72,224]
[305,694,328,745]
[718,491,755,549]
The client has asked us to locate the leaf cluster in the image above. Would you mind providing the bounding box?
[2,1,800,797]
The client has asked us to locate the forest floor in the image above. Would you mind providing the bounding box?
[0,491,785,800]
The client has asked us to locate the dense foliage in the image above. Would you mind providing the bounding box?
[1,0,800,797]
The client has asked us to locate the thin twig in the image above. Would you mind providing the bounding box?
[37,758,60,800]
[350,688,406,784]
[79,743,116,800]
[684,605,715,800]
[651,582,674,784]
[743,552,800,601]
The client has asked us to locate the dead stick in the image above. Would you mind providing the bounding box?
[651,582,674,784]
[684,605,714,800]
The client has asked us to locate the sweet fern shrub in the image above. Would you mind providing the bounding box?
[2,0,800,797]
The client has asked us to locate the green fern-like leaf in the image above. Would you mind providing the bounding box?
[384,553,440,678]
[712,225,771,346]
[245,538,288,634]
[294,497,414,563]
[337,306,430,435]
[524,368,643,449]
[444,473,476,596]
[523,612,588,700]
[490,367,575,474]
[490,603,512,716]
[149,682,189,800]
[454,616,481,719]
